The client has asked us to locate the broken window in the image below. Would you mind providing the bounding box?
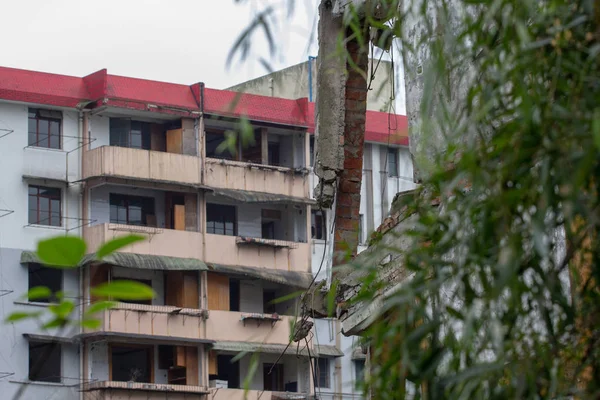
[268,142,280,166]
[28,263,62,303]
[241,129,262,164]
[317,358,330,388]
[206,203,236,236]
[213,354,240,389]
[205,130,235,160]
[110,194,155,226]
[111,345,152,383]
[354,360,366,385]
[157,345,198,385]
[119,278,152,305]
[311,210,326,240]
[261,209,281,240]
[110,119,151,150]
[28,185,61,226]
[263,290,276,314]
[263,363,284,391]
[387,148,399,177]
[229,279,240,312]
[28,108,62,149]
[29,341,61,383]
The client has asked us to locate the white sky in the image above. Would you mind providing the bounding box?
[1,0,318,88]
[1,0,404,111]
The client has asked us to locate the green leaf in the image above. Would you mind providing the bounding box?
[42,318,67,330]
[49,301,75,319]
[5,311,42,323]
[593,108,600,150]
[80,318,102,329]
[95,235,145,260]
[327,280,339,318]
[84,301,117,316]
[37,236,86,268]
[268,290,303,305]
[91,280,155,301]
[26,286,52,301]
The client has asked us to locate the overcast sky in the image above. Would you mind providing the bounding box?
[2,0,319,88]
[2,0,405,112]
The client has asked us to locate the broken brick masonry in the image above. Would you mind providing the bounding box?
[314,0,370,269]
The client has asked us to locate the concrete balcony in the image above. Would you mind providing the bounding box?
[204,234,310,272]
[85,223,203,259]
[23,147,77,183]
[212,388,310,400]
[84,146,201,187]
[82,381,208,400]
[206,311,295,345]
[84,302,207,340]
[205,158,309,199]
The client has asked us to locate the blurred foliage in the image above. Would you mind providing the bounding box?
[232,0,600,398]
[5,234,155,331]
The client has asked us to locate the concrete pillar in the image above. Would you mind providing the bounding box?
[314,0,346,208]
[261,127,269,164]
[182,118,196,156]
[184,193,198,232]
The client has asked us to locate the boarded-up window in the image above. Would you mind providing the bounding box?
[207,272,229,311]
[165,271,199,309]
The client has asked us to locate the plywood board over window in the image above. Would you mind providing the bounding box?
[165,271,199,309]
[166,129,183,154]
[207,272,230,311]
[90,264,110,302]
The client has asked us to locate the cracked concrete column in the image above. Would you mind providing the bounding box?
[314,0,346,209]
[314,0,370,271]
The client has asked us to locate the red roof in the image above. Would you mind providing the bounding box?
[0,66,90,108]
[0,65,408,145]
[204,88,309,127]
[106,75,199,111]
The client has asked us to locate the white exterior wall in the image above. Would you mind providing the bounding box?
[89,114,110,149]
[0,100,83,399]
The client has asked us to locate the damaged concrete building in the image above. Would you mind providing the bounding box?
[0,59,412,399]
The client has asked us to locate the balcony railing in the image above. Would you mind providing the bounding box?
[206,311,295,345]
[84,146,201,186]
[83,302,207,339]
[205,158,309,198]
[204,234,310,272]
[211,388,310,400]
[85,223,203,259]
[82,381,208,399]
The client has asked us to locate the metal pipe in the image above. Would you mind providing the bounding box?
[308,56,317,102]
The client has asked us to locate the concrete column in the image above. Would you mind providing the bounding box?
[184,194,198,232]
[261,127,268,164]
[182,118,196,156]
[314,0,346,208]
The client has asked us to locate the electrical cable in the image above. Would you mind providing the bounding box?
[380,41,398,208]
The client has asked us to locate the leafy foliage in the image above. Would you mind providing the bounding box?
[231,0,600,398]
[5,234,154,330]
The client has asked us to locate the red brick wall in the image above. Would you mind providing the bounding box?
[333,33,369,268]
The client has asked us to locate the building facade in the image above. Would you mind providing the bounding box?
[0,65,414,399]
[229,58,415,399]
